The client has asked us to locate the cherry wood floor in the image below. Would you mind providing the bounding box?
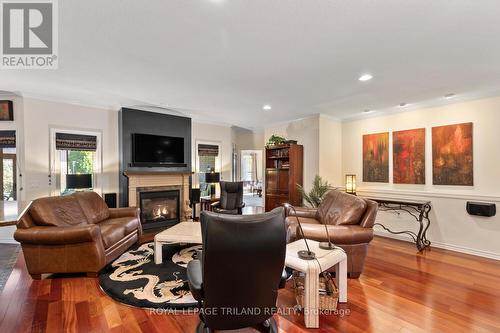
[1,236,499,333]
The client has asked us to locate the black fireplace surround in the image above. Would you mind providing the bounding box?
[139,190,180,230]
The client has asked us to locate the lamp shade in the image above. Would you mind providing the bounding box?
[205,172,220,184]
[66,174,93,189]
[345,174,356,195]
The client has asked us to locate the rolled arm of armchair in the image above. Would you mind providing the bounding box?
[286,206,318,219]
[109,207,140,219]
[14,224,101,245]
[359,200,378,228]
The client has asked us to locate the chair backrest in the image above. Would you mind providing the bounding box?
[200,207,287,330]
[317,190,368,225]
[219,181,244,210]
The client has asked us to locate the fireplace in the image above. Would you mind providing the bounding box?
[139,190,180,230]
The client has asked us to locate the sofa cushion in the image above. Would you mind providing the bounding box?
[74,191,110,224]
[317,191,367,225]
[98,217,139,248]
[30,196,89,227]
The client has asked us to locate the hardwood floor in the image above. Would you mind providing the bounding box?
[1,236,499,332]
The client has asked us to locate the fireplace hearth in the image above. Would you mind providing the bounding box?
[139,190,180,230]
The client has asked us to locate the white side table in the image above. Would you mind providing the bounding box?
[154,221,202,264]
[285,240,347,328]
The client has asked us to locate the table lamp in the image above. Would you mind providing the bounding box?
[345,174,356,195]
[205,171,220,199]
[66,174,92,190]
[284,203,316,260]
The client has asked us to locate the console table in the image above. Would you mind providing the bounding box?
[362,197,432,251]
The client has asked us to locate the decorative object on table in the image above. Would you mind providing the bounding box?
[204,170,220,198]
[292,271,339,311]
[432,122,473,186]
[284,203,316,260]
[345,174,357,195]
[363,132,389,183]
[284,139,298,144]
[66,174,92,190]
[100,242,200,309]
[265,143,303,211]
[297,175,336,208]
[393,128,426,184]
[0,101,13,121]
[211,181,245,214]
[189,188,201,220]
[266,134,286,146]
[368,197,432,251]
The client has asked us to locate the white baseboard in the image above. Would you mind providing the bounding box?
[374,230,500,261]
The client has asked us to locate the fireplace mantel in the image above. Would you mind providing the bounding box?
[124,171,193,221]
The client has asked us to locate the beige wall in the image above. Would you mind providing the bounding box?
[264,116,320,192]
[342,96,500,259]
[319,115,343,187]
[191,121,234,182]
[22,98,120,201]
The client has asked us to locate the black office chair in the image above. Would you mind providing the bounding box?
[211,181,245,214]
[187,208,287,333]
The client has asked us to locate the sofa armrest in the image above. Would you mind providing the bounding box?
[187,259,203,301]
[14,224,101,245]
[109,207,140,219]
[286,206,318,219]
[359,200,378,228]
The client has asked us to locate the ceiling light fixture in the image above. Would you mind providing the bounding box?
[363,109,375,114]
[263,104,272,111]
[399,102,408,107]
[358,74,373,82]
[444,93,456,99]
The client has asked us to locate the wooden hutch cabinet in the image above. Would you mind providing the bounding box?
[265,144,303,211]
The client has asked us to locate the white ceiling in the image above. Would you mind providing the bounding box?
[3,0,500,128]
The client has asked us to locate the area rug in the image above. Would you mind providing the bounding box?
[0,244,20,292]
[99,242,202,309]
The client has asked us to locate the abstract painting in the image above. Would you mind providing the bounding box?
[432,122,473,186]
[393,128,426,184]
[363,132,389,183]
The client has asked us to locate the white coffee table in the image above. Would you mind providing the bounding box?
[154,221,202,264]
[285,240,347,328]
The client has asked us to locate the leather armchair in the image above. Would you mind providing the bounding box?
[211,181,245,214]
[15,192,142,279]
[187,207,287,333]
[286,190,378,278]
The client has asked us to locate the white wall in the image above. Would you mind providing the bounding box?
[319,115,343,187]
[22,98,119,201]
[342,96,500,259]
[264,116,320,192]
[191,121,234,182]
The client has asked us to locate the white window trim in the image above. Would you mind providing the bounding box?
[49,127,103,196]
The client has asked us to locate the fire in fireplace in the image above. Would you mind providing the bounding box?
[139,190,180,230]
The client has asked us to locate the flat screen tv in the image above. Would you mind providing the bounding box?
[132,133,185,166]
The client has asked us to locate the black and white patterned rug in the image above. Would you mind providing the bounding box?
[99,242,201,309]
[0,244,20,292]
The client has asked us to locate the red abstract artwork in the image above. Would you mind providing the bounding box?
[363,132,389,183]
[393,128,426,184]
[432,122,473,186]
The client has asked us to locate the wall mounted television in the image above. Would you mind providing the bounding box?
[132,133,186,167]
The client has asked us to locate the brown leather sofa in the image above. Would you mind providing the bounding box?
[286,190,378,278]
[14,192,142,279]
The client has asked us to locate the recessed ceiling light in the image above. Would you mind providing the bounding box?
[399,102,408,107]
[263,104,272,111]
[444,93,456,99]
[363,109,375,114]
[358,74,373,82]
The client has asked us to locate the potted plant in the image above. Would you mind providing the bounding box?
[266,134,286,147]
[297,175,336,208]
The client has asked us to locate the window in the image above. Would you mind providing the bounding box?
[0,131,17,201]
[195,141,221,197]
[50,129,102,196]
